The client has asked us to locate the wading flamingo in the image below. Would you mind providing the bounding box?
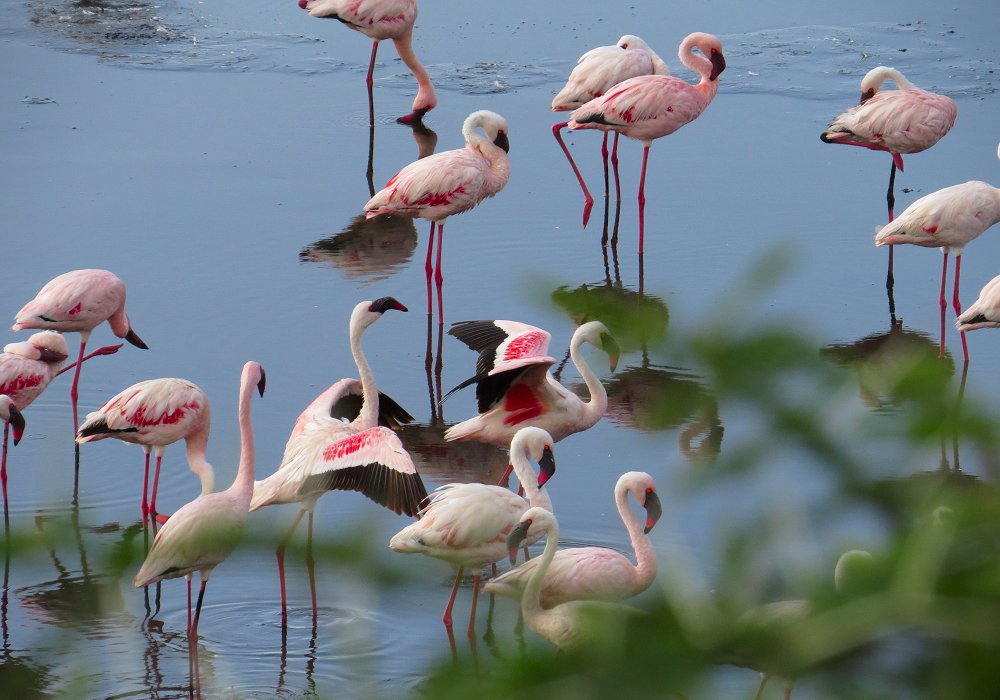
[874,180,1000,362]
[957,273,1000,332]
[0,396,25,527]
[12,269,148,438]
[250,297,426,622]
[364,110,510,319]
[388,426,556,637]
[822,66,957,309]
[133,361,265,638]
[442,320,619,452]
[560,32,726,252]
[551,35,670,218]
[484,471,661,606]
[298,0,437,126]
[76,378,212,521]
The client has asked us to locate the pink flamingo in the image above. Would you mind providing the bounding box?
[957,273,1000,332]
[250,297,427,622]
[388,426,556,638]
[551,35,670,220]
[364,110,510,318]
[12,269,148,438]
[484,471,661,607]
[0,396,26,527]
[822,66,957,304]
[298,0,437,126]
[874,180,1000,362]
[442,320,619,453]
[76,378,213,521]
[133,361,265,638]
[560,32,726,252]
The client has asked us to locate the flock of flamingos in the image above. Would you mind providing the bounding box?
[4,0,1000,694]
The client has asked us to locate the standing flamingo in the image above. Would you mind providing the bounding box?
[133,361,265,638]
[821,66,957,310]
[874,180,1000,362]
[484,471,661,606]
[551,35,670,221]
[388,426,556,637]
[298,0,437,126]
[560,32,726,252]
[442,320,620,450]
[364,110,510,318]
[76,378,213,520]
[12,269,148,440]
[250,297,427,621]
[957,273,1000,332]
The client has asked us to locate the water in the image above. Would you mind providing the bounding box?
[1,0,999,697]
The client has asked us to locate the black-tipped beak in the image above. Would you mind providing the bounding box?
[536,446,556,488]
[370,296,408,314]
[36,348,69,363]
[859,87,876,105]
[8,405,25,445]
[506,519,531,563]
[494,131,510,153]
[709,50,726,81]
[125,329,149,350]
[643,490,663,534]
[601,333,621,372]
[257,368,267,397]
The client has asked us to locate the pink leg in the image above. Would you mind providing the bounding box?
[611,132,621,204]
[187,575,192,633]
[600,132,610,201]
[466,574,480,638]
[149,454,163,518]
[496,463,513,487]
[306,512,318,617]
[442,566,463,630]
[366,40,378,127]
[190,578,208,638]
[552,122,594,227]
[953,255,969,363]
[424,221,436,316]
[938,252,949,358]
[55,344,123,377]
[434,222,445,322]
[2,423,9,527]
[637,144,650,255]
[277,508,306,625]
[140,451,151,520]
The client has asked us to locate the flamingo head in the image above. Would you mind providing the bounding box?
[536,445,556,488]
[507,517,532,564]
[3,331,69,364]
[708,46,726,81]
[463,110,509,153]
[0,396,25,445]
[510,426,556,488]
[617,35,648,52]
[859,87,877,105]
[577,321,620,371]
[352,297,408,333]
[506,506,557,563]
[642,486,663,534]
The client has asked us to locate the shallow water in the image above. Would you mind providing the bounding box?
[2,0,999,697]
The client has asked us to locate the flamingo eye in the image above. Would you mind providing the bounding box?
[621,43,629,49]
[646,487,653,495]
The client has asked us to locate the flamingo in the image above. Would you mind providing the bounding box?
[442,320,620,451]
[821,66,957,308]
[388,426,556,637]
[506,506,644,649]
[12,269,148,440]
[298,0,437,126]
[957,273,1000,332]
[250,297,427,621]
[560,32,726,252]
[364,110,510,318]
[483,471,661,607]
[0,396,25,527]
[76,378,213,521]
[551,35,670,221]
[874,180,1000,362]
[133,361,265,638]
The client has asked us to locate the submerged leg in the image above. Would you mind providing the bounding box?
[552,122,594,227]
[190,578,208,638]
[277,508,306,624]
[306,511,318,617]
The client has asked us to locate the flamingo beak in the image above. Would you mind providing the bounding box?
[8,405,25,445]
[709,50,726,80]
[536,446,556,488]
[859,87,876,105]
[35,347,69,363]
[257,368,267,397]
[370,297,409,314]
[601,333,621,373]
[643,490,663,534]
[506,519,532,564]
[493,131,510,153]
[125,329,149,350]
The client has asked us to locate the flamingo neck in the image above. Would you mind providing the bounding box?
[107,307,131,340]
[392,29,437,113]
[511,444,552,513]
[865,66,913,93]
[522,517,560,621]
[571,333,608,429]
[230,370,257,502]
[678,35,714,84]
[185,421,215,495]
[616,485,657,586]
[350,316,379,429]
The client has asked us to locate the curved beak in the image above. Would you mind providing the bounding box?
[493,132,510,153]
[536,446,556,488]
[859,87,876,105]
[36,347,69,363]
[601,333,621,373]
[257,368,267,397]
[8,405,25,445]
[709,50,726,81]
[125,328,149,350]
[506,519,531,564]
[643,490,663,534]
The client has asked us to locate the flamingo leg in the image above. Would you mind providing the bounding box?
[2,423,9,529]
[186,574,192,633]
[496,463,513,487]
[69,333,89,497]
[366,40,378,128]
[277,507,307,625]
[886,161,898,321]
[442,566,463,630]
[938,251,949,358]
[953,254,969,363]
[306,511,318,617]
[434,222,445,322]
[752,672,769,700]
[601,132,610,202]
[611,132,621,204]
[140,449,151,520]
[886,160,897,222]
[552,122,594,227]
[55,344,123,378]
[637,144,651,255]
[190,577,208,638]
[148,453,164,518]
[424,221,436,316]
[466,574,481,638]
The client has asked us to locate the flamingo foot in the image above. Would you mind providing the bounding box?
[154,512,170,525]
[582,196,594,228]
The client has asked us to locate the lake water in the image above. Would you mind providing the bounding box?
[1,0,998,697]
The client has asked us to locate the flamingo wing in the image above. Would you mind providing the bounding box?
[364,149,492,219]
[290,378,414,436]
[824,89,956,154]
[296,426,427,516]
[77,378,207,444]
[303,0,415,34]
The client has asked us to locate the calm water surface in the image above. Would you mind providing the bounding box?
[2,0,999,697]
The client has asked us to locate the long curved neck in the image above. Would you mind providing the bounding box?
[350,316,379,428]
[511,445,551,512]
[185,418,214,495]
[868,66,912,93]
[571,334,608,428]
[522,519,559,620]
[616,486,656,585]
[391,28,436,113]
[679,36,713,83]
[230,373,257,503]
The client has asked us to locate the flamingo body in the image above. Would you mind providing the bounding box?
[957,274,1000,331]
[484,471,661,607]
[443,320,619,447]
[552,35,669,112]
[0,332,69,409]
